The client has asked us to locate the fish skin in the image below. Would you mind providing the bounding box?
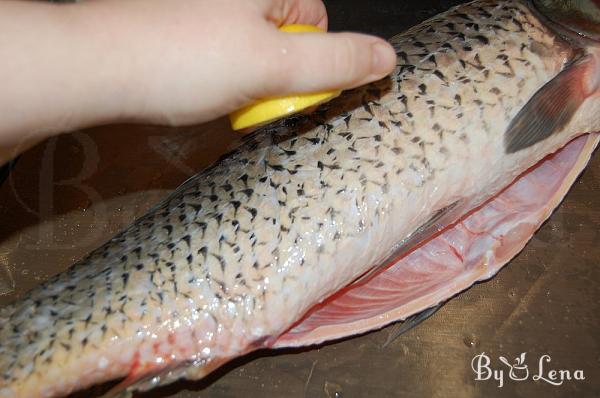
[1,0,599,397]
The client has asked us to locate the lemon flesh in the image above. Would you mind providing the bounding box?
[229,24,341,131]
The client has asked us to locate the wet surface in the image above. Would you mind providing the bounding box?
[0,1,598,397]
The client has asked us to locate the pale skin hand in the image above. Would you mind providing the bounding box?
[0,0,397,163]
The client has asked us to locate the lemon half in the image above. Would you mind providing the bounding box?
[229,24,342,131]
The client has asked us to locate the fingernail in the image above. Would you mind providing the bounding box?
[372,41,396,75]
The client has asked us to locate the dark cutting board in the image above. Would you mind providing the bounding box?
[0,1,597,397]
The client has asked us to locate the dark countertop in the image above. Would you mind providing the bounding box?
[0,1,598,397]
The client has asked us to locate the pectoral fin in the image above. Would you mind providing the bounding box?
[348,201,462,287]
[504,54,595,154]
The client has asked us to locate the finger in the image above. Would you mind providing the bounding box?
[265,0,328,30]
[258,31,396,96]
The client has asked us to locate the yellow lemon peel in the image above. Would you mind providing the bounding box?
[229,24,341,131]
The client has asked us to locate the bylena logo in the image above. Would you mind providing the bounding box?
[471,352,585,388]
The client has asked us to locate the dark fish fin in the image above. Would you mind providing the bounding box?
[100,361,193,398]
[351,201,463,287]
[400,200,461,251]
[504,54,593,154]
[382,303,445,348]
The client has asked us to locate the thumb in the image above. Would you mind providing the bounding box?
[259,31,397,96]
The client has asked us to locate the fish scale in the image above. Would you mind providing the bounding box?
[1,0,598,397]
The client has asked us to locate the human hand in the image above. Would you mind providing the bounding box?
[79,0,397,126]
[0,0,397,163]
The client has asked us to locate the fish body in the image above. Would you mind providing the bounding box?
[1,1,599,397]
